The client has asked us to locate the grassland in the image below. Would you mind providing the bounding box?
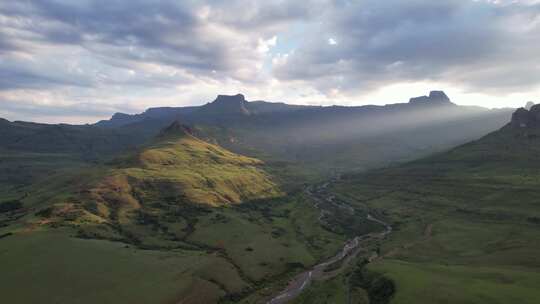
[0,127,358,304]
[7,128,284,233]
[0,192,351,304]
[0,228,245,304]
[4,118,537,303]
[330,125,540,303]
[290,274,355,304]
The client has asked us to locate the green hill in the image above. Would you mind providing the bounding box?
[328,107,540,303]
[0,99,532,304]
[15,121,283,232]
[1,122,348,304]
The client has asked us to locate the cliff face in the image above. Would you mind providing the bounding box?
[511,105,540,128]
[200,94,251,116]
[408,90,454,105]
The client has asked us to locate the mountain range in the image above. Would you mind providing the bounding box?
[0,91,514,189]
[1,91,537,304]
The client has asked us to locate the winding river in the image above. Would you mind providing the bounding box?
[267,182,392,304]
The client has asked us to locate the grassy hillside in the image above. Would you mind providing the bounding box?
[87,123,282,219]
[0,193,349,304]
[2,122,284,242]
[330,123,540,303]
[0,123,359,303]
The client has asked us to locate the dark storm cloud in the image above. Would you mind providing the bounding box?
[274,0,540,94]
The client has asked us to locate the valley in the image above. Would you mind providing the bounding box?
[1,93,539,304]
[268,180,393,304]
[3,1,540,302]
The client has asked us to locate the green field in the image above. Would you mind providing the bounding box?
[0,229,245,304]
[0,190,350,303]
[329,125,540,303]
[1,127,344,303]
[2,115,540,303]
[370,260,540,304]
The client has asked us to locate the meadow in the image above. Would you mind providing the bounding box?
[328,125,540,303]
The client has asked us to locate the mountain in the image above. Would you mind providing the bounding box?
[0,120,151,195]
[0,120,142,157]
[95,94,307,128]
[511,104,540,128]
[0,121,337,304]
[198,94,251,116]
[42,121,282,226]
[95,106,199,128]
[0,99,535,304]
[328,107,540,304]
[93,91,514,178]
[0,91,515,197]
[408,90,453,105]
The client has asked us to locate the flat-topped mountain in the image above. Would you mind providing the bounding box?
[409,90,454,105]
[198,94,251,116]
[96,91,461,129]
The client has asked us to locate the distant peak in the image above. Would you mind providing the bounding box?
[214,94,246,103]
[158,121,193,138]
[525,101,535,110]
[429,91,451,102]
[203,93,250,115]
[111,112,131,119]
[409,90,454,105]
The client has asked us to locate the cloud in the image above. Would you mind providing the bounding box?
[273,0,540,95]
[0,0,539,123]
[0,0,306,122]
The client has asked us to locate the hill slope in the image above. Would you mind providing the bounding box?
[93,121,281,211]
[328,107,540,303]
[2,123,333,304]
[31,122,282,229]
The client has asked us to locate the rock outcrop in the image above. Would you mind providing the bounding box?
[409,90,454,105]
[511,105,540,128]
[201,94,251,115]
[158,121,193,137]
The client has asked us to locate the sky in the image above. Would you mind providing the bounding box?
[1,0,540,124]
